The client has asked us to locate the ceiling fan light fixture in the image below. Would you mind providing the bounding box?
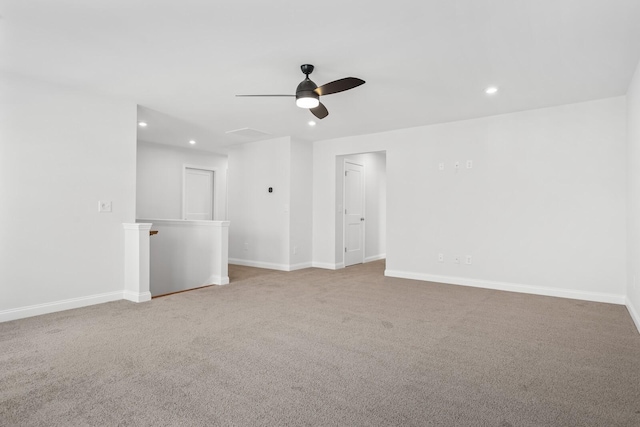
[296,75,319,109]
[236,64,364,120]
[296,96,320,108]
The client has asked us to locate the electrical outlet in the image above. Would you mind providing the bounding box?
[98,201,112,213]
[438,253,444,262]
[466,160,473,169]
[465,255,472,265]
[454,161,460,171]
[454,256,460,264]
[438,162,444,171]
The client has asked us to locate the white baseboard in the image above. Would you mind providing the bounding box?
[229,259,312,272]
[229,258,291,271]
[312,262,344,270]
[365,254,386,263]
[384,270,626,305]
[626,297,640,334]
[211,275,230,285]
[227,258,312,272]
[123,291,152,303]
[290,262,313,271]
[0,291,124,323]
[313,258,381,269]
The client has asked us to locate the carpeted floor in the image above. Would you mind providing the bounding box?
[1,261,639,426]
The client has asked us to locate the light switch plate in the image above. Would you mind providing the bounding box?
[98,201,112,213]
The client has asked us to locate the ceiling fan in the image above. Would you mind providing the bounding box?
[236,64,365,120]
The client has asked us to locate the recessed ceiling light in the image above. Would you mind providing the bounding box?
[138,121,147,127]
[308,121,316,126]
[189,140,196,145]
[485,86,498,95]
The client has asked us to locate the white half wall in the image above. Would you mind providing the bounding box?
[313,97,627,303]
[626,59,640,333]
[140,219,229,297]
[0,73,137,321]
[136,141,228,220]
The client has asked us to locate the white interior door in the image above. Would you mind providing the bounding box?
[344,161,364,266]
[184,168,214,220]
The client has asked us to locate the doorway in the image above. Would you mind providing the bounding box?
[336,152,386,268]
[183,166,215,220]
[344,161,365,266]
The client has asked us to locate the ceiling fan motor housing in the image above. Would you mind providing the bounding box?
[296,78,319,102]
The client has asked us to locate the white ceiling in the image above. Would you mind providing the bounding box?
[2,0,640,152]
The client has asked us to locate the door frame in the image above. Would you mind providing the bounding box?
[182,164,217,220]
[343,159,365,267]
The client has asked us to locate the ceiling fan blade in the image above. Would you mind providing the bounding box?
[236,94,295,97]
[310,102,329,119]
[314,77,365,96]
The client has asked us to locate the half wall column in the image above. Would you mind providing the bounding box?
[123,223,152,302]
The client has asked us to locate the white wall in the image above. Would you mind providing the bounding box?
[0,73,137,320]
[626,60,640,332]
[333,152,387,266]
[364,152,387,261]
[314,97,627,303]
[227,136,313,271]
[289,138,313,269]
[227,137,292,269]
[136,141,228,220]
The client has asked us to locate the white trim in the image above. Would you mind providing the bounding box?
[229,258,291,271]
[311,261,345,270]
[626,297,640,334]
[123,222,152,231]
[0,291,124,323]
[365,253,386,263]
[227,260,313,272]
[123,291,152,303]
[290,262,313,271]
[207,275,230,285]
[384,270,626,305]
[137,219,229,228]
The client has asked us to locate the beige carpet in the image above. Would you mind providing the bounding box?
[1,261,639,426]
